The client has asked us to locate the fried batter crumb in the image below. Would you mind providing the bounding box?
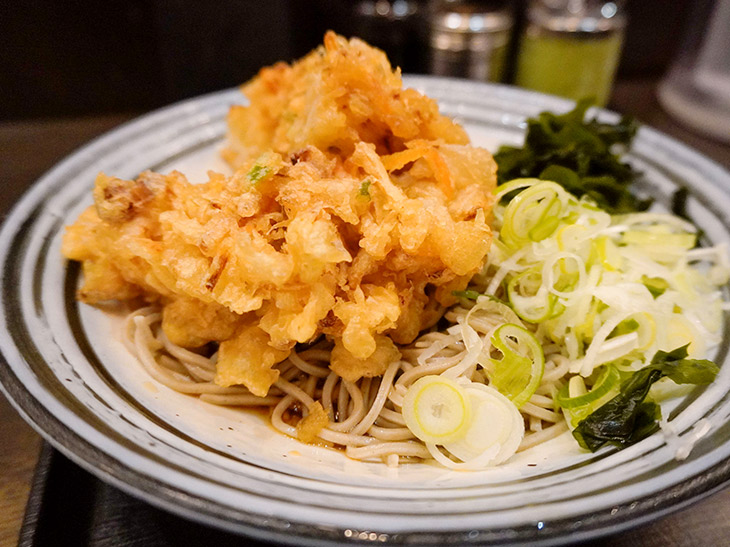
[296,402,329,443]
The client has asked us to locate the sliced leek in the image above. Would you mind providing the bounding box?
[401,374,525,469]
[485,180,725,378]
[488,324,545,408]
[434,384,524,469]
[476,178,728,445]
[507,269,563,322]
[500,181,570,249]
[402,376,472,445]
[557,365,621,427]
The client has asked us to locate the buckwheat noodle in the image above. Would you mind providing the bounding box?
[125,303,569,468]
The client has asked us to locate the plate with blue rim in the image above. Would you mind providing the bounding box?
[1,76,729,545]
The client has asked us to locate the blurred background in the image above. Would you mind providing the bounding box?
[0,0,711,118]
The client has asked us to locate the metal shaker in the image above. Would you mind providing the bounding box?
[428,1,514,82]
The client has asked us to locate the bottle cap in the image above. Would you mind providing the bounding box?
[430,2,513,53]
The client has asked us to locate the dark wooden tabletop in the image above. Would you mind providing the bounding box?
[1,79,729,547]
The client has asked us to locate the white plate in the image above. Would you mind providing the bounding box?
[1,77,730,545]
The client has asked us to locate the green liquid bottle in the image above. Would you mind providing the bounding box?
[515,0,625,106]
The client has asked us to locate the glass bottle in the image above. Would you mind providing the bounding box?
[515,0,626,106]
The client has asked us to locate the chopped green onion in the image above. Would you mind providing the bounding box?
[507,269,563,322]
[588,236,622,271]
[246,163,271,184]
[621,230,696,249]
[557,366,620,427]
[402,375,472,444]
[440,383,525,468]
[359,178,372,197]
[641,275,669,298]
[500,182,568,249]
[493,178,540,204]
[488,324,545,408]
[610,318,639,338]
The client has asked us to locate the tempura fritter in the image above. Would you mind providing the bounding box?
[62,32,497,397]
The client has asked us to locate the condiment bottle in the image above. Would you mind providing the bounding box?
[428,1,514,82]
[515,0,625,106]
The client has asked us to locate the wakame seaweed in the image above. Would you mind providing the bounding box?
[572,345,719,452]
[494,99,650,214]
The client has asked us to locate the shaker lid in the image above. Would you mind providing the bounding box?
[430,2,513,34]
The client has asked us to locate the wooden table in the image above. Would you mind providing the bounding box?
[1,80,729,546]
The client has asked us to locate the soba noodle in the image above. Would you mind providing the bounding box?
[124,302,569,468]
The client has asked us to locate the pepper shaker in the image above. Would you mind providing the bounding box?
[428,1,514,82]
